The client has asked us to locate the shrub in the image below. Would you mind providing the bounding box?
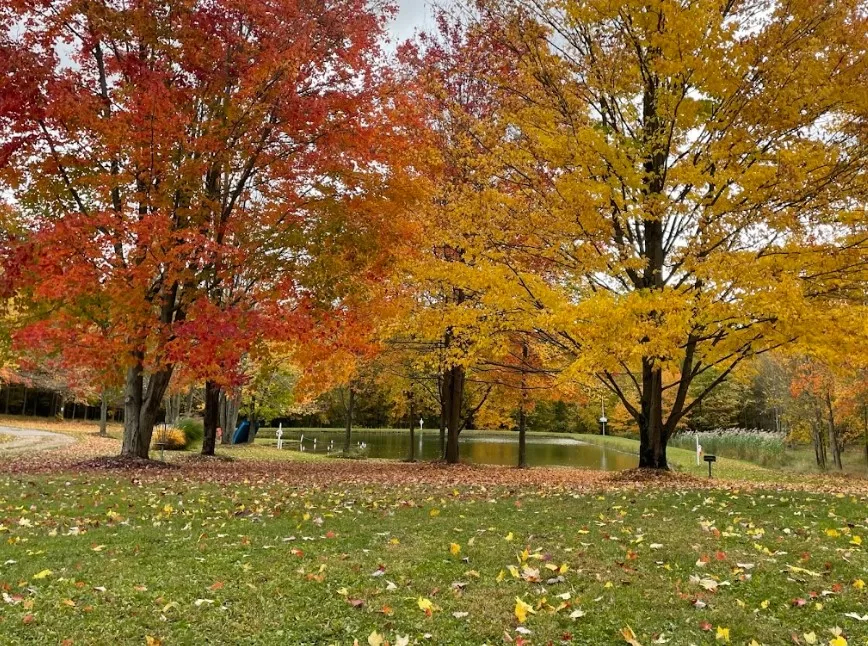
[176,418,204,445]
[152,427,188,450]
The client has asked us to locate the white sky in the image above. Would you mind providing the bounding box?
[390,0,437,40]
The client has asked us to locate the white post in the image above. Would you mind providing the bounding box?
[696,437,702,466]
[599,394,607,437]
[276,423,283,450]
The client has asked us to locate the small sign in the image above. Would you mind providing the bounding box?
[599,417,608,424]
[703,455,716,463]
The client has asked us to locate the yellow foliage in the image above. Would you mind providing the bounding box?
[151,428,187,451]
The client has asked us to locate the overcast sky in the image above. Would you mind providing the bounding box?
[391,0,437,40]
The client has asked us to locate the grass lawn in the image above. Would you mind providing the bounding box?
[1,469,867,645]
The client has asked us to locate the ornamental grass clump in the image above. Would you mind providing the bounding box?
[151,427,188,451]
[670,429,790,468]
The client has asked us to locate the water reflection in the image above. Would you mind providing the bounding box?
[277,429,636,471]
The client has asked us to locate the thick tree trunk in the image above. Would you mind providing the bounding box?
[444,364,465,464]
[638,361,668,469]
[21,386,26,417]
[121,356,174,459]
[201,380,220,456]
[343,388,354,455]
[99,390,108,437]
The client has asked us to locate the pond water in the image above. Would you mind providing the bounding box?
[266,429,637,471]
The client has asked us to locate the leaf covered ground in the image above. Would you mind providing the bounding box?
[1,463,868,646]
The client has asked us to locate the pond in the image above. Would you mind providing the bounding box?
[264,429,637,471]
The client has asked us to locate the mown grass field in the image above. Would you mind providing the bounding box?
[1,416,868,644]
[1,472,867,645]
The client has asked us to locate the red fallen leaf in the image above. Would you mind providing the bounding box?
[790,633,802,644]
[515,638,528,646]
[380,604,394,615]
[74,581,86,589]
[831,583,843,593]
[799,552,811,562]
[209,581,224,591]
[61,640,74,646]
[791,598,807,607]
[715,551,726,561]
[699,621,713,631]
[23,613,35,624]
[561,632,574,642]
[514,500,522,508]
[290,548,303,557]
[325,531,336,539]
[711,528,721,538]
[347,598,365,608]
[809,591,819,598]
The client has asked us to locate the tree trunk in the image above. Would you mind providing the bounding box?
[247,395,257,444]
[343,387,354,455]
[438,383,447,460]
[201,380,220,456]
[444,364,465,464]
[407,394,416,462]
[185,386,194,417]
[826,391,842,470]
[638,360,668,469]
[21,386,27,417]
[99,390,108,437]
[164,392,181,425]
[518,342,529,469]
[863,405,867,468]
[121,355,174,459]
[220,389,240,445]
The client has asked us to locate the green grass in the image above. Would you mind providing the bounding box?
[1,472,866,645]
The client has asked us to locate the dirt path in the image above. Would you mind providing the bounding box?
[0,425,76,455]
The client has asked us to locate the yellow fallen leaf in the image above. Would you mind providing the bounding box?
[604,581,614,589]
[716,626,730,643]
[760,599,770,609]
[826,529,840,538]
[33,569,52,580]
[558,563,569,574]
[450,543,461,556]
[429,509,440,517]
[853,579,865,590]
[508,565,520,579]
[505,532,513,542]
[145,637,162,646]
[496,569,505,583]
[417,597,435,614]
[849,535,862,546]
[514,596,535,623]
[621,625,642,646]
[829,636,847,646]
[804,632,818,645]
[367,630,384,646]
